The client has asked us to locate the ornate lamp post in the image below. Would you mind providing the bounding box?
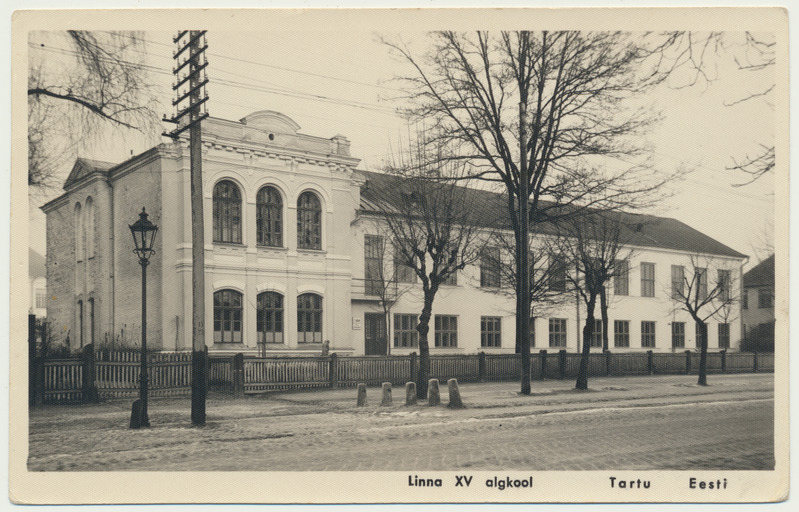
[129,207,158,429]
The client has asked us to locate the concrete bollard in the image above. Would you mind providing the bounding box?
[380,382,393,406]
[427,379,441,406]
[447,378,464,409]
[405,382,417,406]
[356,383,367,407]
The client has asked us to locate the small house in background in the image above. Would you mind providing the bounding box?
[29,248,47,318]
[742,254,775,352]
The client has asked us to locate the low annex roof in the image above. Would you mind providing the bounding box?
[743,254,774,288]
[357,169,746,260]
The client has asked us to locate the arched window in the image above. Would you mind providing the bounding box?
[85,197,95,258]
[74,202,83,261]
[256,186,283,247]
[297,293,322,343]
[257,291,284,344]
[213,289,243,343]
[213,180,242,244]
[297,191,321,250]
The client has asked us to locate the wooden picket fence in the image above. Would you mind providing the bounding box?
[33,347,775,404]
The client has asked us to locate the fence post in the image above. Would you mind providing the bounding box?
[329,353,338,388]
[685,350,692,374]
[478,351,486,382]
[605,350,612,376]
[558,350,567,379]
[410,352,417,383]
[720,349,727,373]
[233,353,244,396]
[753,352,759,373]
[82,343,99,403]
[647,350,654,375]
[540,350,547,380]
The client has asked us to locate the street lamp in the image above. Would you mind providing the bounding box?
[129,207,158,429]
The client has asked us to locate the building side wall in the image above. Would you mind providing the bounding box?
[111,157,164,350]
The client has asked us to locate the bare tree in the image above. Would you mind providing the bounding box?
[652,31,775,186]
[670,255,738,385]
[28,31,160,189]
[554,212,633,390]
[369,168,488,399]
[385,31,670,394]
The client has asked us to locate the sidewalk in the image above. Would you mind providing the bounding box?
[27,373,774,472]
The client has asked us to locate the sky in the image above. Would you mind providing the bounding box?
[26,28,776,269]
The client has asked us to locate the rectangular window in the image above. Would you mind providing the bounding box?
[393,314,419,348]
[614,260,629,296]
[35,289,46,309]
[696,267,708,301]
[530,318,536,348]
[672,322,685,349]
[717,269,732,302]
[641,321,656,348]
[641,262,655,297]
[743,290,749,309]
[443,270,458,286]
[480,316,502,347]
[434,315,458,348]
[614,320,630,348]
[758,288,774,309]
[695,322,706,348]
[671,265,685,300]
[394,246,416,283]
[549,258,567,292]
[549,318,567,348]
[590,319,603,348]
[480,247,501,288]
[718,323,730,349]
[364,235,383,296]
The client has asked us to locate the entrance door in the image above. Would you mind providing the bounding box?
[364,313,387,355]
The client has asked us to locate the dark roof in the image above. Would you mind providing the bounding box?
[63,158,116,189]
[357,169,746,259]
[29,248,46,279]
[744,254,774,288]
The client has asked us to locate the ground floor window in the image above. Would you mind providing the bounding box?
[394,313,418,348]
[297,293,322,343]
[614,320,630,348]
[672,322,685,349]
[481,316,502,347]
[549,318,567,348]
[718,323,730,349]
[214,289,243,343]
[434,315,458,348]
[641,321,656,348]
[257,291,284,344]
[530,318,536,348]
[590,319,603,348]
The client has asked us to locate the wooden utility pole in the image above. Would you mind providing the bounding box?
[164,30,210,425]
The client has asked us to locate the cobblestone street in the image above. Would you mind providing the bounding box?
[27,373,774,472]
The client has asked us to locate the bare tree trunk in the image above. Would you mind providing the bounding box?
[697,320,708,386]
[416,293,434,399]
[600,286,610,352]
[576,297,597,390]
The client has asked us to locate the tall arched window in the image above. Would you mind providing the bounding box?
[257,291,284,344]
[74,202,83,261]
[256,186,283,247]
[213,289,243,343]
[213,180,242,243]
[297,293,322,343]
[85,197,95,258]
[297,191,321,250]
